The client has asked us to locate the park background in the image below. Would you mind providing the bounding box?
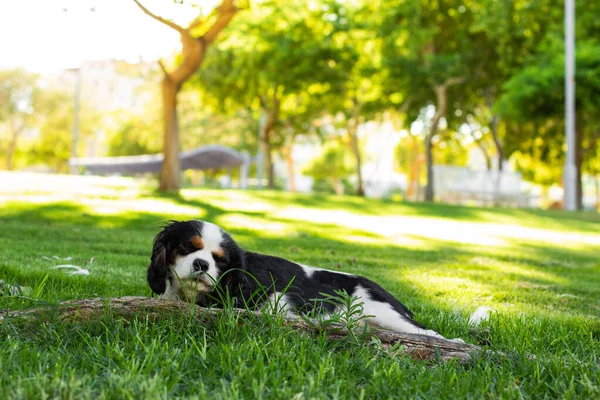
[1,0,599,209]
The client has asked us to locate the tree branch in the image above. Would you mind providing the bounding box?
[442,76,465,88]
[187,16,204,32]
[133,0,187,35]
[187,7,219,32]
[157,59,170,79]
[201,0,238,44]
[0,296,481,364]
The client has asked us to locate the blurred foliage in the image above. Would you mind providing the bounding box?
[0,68,38,170]
[302,138,355,195]
[395,132,469,183]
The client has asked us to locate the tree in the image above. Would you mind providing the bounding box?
[302,139,355,195]
[133,0,242,191]
[395,113,469,200]
[468,0,563,174]
[0,68,38,170]
[195,0,354,189]
[380,0,480,202]
[27,88,99,172]
[497,39,600,209]
[311,0,385,196]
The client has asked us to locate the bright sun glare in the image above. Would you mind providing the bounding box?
[0,0,220,73]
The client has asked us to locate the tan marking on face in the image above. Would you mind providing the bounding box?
[212,247,224,258]
[191,235,204,249]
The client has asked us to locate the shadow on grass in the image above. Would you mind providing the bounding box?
[1,197,598,324]
[240,190,600,234]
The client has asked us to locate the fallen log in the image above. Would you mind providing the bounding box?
[0,296,481,363]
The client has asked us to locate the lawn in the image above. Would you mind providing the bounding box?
[1,172,599,399]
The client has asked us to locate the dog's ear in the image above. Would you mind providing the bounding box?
[147,243,169,295]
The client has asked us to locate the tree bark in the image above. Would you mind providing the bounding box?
[261,123,275,189]
[348,125,365,196]
[407,135,422,201]
[329,177,345,196]
[424,90,446,202]
[595,177,600,210]
[424,77,464,202]
[134,0,239,192]
[575,127,583,210]
[490,115,504,172]
[485,91,505,173]
[472,134,492,171]
[0,296,480,364]
[260,94,280,189]
[282,145,296,193]
[159,79,181,191]
[5,119,21,171]
[348,101,365,197]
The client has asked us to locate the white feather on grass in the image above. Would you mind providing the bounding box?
[41,255,73,261]
[468,306,495,326]
[51,264,90,276]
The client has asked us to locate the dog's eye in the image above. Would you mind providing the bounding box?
[177,243,196,256]
[212,252,228,265]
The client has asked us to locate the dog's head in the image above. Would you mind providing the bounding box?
[147,220,247,302]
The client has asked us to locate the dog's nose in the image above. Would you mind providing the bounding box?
[193,259,209,272]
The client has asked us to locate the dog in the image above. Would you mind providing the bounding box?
[147,219,458,340]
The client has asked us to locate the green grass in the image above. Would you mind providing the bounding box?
[0,172,599,399]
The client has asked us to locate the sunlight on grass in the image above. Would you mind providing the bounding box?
[80,198,205,217]
[274,207,509,246]
[0,171,144,198]
[217,214,294,236]
[272,207,600,249]
[180,189,277,213]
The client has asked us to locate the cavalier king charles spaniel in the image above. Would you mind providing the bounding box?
[147,219,460,340]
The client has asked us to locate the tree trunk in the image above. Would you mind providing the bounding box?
[283,145,296,193]
[485,91,505,173]
[133,0,239,192]
[329,177,345,196]
[485,92,505,207]
[424,129,436,202]
[159,79,181,191]
[407,135,421,201]
[575,127,583,210]
[595,176,600,210]
[5,120,21,171]
[0,296,481,364]
[490,115,504,206]
[490,115,504,172]
[473,135,492,171]
[348,123,365,196]
[261,127,275,189]
[424,78,463,202]
[424,105,445,202]
[260,96,280,190]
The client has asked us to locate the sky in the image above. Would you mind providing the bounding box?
[0,0,220,74]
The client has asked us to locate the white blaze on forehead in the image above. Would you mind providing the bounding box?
[199,221,224,251]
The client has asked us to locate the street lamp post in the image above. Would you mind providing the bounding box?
[70,67,82,175]
[564,0,577,210]
[63,4,95,175]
